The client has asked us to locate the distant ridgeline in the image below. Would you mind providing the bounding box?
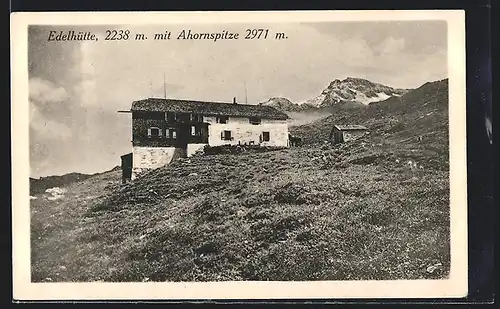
[29,172,100,195]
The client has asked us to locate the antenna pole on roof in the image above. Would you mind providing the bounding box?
[163,74,167,99]
[244,82,248,104]
[149,80,153,98]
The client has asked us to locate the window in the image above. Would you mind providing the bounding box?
[148,127,161,137]
[216,115,229,124]
[167,112,178,122]
[249,117,261,125]
[221,130,232,141]
[190,114,202,122]
[165,127,177,139]
[262,131,270,142]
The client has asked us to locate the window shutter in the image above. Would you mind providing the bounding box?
[147,128,151,136]
[221,131,224,140]
[158,128,163,136]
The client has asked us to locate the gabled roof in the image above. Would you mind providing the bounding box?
[131,98,289,120]
[333,125,368,131]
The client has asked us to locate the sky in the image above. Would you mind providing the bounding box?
[28,21,448,177]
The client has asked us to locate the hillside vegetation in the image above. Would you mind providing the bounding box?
[31,79,450,282]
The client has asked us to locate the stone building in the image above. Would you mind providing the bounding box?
[120,97,289,180]
[329,124,369,144]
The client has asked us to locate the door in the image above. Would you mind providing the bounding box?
[175,124,190,148]
[335,131,343,143]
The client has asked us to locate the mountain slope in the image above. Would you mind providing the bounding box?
[291,78,449,147]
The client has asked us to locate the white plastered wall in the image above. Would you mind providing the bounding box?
[204,116,288,147]
[132,146,178,179]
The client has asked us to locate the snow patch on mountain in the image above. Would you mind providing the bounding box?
[298,94,326,106]
[355,92,392,105]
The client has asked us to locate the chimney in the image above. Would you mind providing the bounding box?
[233,97,237,104]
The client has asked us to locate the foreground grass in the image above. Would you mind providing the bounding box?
[31,137,449,282]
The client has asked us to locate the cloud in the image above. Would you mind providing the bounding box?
[28,77,73,141]
[29,102,72,141]
[29,77,69,104]
[72,79,99,108]
[31,116,72,140]
[375,37,405,55]
[305,21,446,56]
[334,38,375,65]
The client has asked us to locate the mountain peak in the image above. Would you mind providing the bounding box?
[260,77,413,114]
[260,97,292,106]
[345,76,365,81]
[260,97,317,112]
[304,77,410,107]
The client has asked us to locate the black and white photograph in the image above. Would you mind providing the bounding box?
[12,11,467,300]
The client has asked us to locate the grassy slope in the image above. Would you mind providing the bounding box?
[31,79,450,282]
[30,169,123,281]
[32,148,449,282]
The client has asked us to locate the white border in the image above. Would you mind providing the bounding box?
[11,10,467,300]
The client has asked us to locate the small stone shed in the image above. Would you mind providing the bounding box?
[330,125,369,144]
